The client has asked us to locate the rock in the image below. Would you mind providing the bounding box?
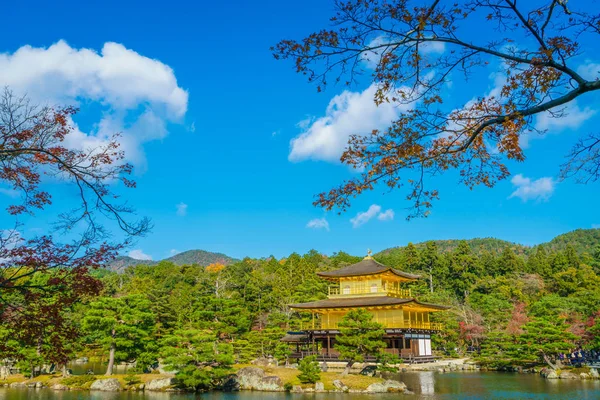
[233,367,283,391]
[590,369,599,379]
[333,379,349,392]
[74,357,89,363]
[236,367,265,389]
[252,357,270,367]
[34,381,44,388]
[221,375,240,392]
[139,383,145,390]
[9,382,25,388]
[559,371,578,380]
[146,378,176,391]
[90,378,122,391]
[545,370,559,379]
[580,373,591,380]
[292,385,303,393]
[51,384,69,390]
[320,362,328,372]
[366,380,407,393]
[315,382,325,391]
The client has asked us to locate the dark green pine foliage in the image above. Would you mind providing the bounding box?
[297,355,321,384]
[336,309,386,375]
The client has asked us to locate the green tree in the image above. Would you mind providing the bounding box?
[336,309,386,375]
[82,295,155,375]
[518,317,578,367]
[160,328,234,391]
[297,355,321,384]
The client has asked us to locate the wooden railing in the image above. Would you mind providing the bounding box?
[299,320,443,331]
[328,286,411,298]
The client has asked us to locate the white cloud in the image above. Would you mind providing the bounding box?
[289,83,410,162]
[377,209,395,221]
[0,40,188,167]
[577,61,600,81]
[128,249,152,260]
[509,174,555,202]
[169,249,180,257]
[306,218,330,231]
[176,202,188,216]
[535,102,595,132]
[189,122,196,133]
[350,204,381,228]
[420,41,446,55]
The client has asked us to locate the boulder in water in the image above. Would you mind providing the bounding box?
[146,377,176,391]
[365,380,407,393]
[90,378,122,391]
[333,380,349,392]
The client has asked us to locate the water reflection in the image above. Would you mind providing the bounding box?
[2,372,600,399]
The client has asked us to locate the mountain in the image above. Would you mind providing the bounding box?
[163,250,238,266]
[541,228,600,255]
[377,237,530,258]
[107,250,239,271]
[377,228,600,258]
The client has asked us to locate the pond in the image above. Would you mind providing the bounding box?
[2,372,600,399]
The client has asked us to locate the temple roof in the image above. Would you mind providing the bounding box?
[289,297,449,311]
[317,257,421,280]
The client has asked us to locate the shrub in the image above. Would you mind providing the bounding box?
[124,371,141,386]
[297,355,321,384]
[284,382,293,392]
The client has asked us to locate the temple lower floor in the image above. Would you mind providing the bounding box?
[282,329,437,363]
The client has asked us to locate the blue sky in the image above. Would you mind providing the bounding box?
[1,0,599,261]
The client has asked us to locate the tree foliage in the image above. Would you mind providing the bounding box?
[273,0,600,217]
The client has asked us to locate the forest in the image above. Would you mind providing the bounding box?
[2,229,600,390]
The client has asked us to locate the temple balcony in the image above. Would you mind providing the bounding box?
[297,319,443,331]
[328,285,411,299]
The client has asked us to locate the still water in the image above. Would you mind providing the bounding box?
[2,372,600,399]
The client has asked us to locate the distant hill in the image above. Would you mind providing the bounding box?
[107,250,239,271]
[377,228,600,258]
[378,237,530,258]
[541,228,600,255]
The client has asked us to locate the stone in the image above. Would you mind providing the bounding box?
[146,377,176,391]
[236,367,265,389]
[590,369,599,379]
[315,381,325,391]
[292,385,303,393]
[366,380,407,393]
[90,378,122,391]
[252,357,271,367]
[9,382,25,388]
[559,371,578,380]
[545,370,559,379]
[221,375,240,392]
[580,373,590,380]
[320,362,328,372]
[73,357,89,363]
[51,384,69,390]
[139,384,145,390]
[333,379,349,392]
[34,381,44,388]
[233,367,283,391]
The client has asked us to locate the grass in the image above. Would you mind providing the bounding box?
[234,364,383,390]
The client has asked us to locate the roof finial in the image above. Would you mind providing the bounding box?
[365,249,373,260]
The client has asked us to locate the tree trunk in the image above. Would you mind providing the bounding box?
[429,267,434,293]
[106,339,116,375]
[341,361,354,376]
[542,353,558,370]
[62,364,70,378]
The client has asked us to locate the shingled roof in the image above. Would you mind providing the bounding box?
[289,297,450,311]
[316,257,421,280]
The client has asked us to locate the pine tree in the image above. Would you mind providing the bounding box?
[336,309,386,375]
[82,295,155,375]
[297,355,321,384]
